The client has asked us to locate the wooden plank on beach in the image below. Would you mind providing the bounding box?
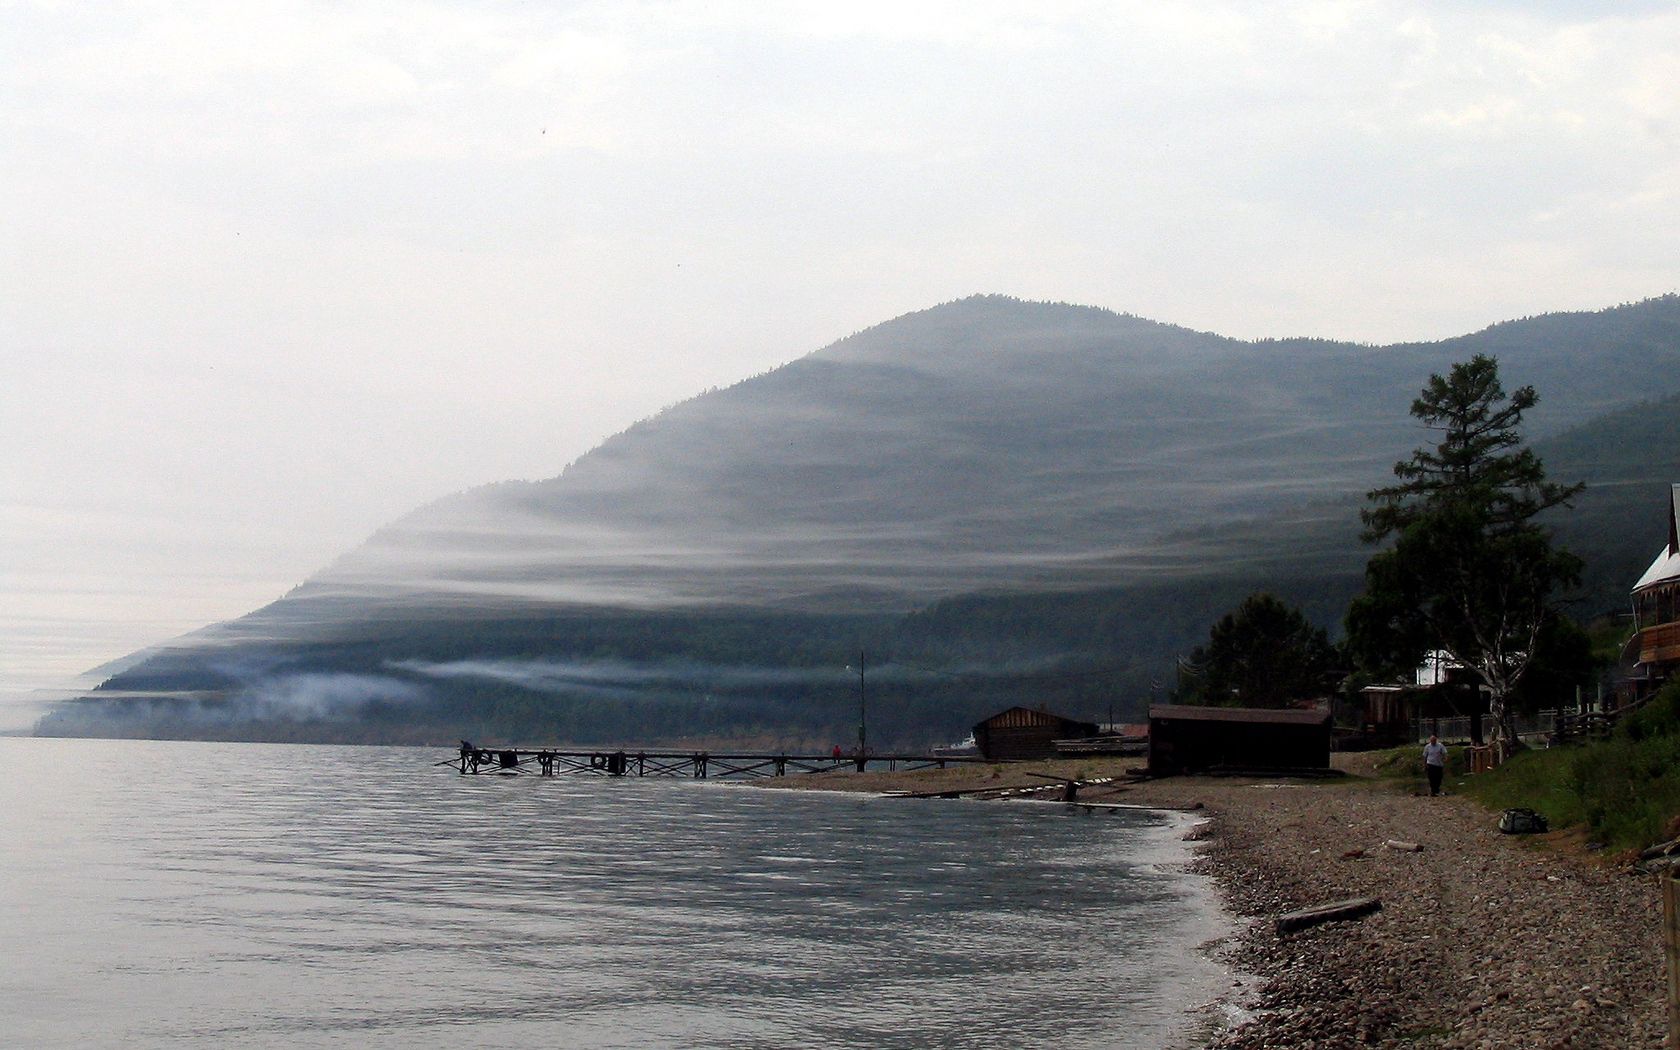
[894,786,1008,799]
[1274,896,1382,935]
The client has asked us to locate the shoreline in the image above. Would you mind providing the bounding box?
[759,757,1667,1048]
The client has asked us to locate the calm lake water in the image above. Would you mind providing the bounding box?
[1,738,1230,1049]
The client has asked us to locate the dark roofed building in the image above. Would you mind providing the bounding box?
[1147,704,1332,776]
[972,706,1099,761]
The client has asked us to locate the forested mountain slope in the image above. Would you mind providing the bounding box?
[39,295,1680,745]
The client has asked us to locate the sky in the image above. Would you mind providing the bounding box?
[3,0,1677,728]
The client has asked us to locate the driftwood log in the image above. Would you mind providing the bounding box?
[1274,896,1383,935]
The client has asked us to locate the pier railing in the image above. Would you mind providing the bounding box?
[450,742,990,779]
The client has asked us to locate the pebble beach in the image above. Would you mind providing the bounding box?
[762,756,1668,1048]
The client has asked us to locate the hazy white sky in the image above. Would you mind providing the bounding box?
[3,0,1677,725]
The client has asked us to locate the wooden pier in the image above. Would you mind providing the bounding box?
[451,741,988,779]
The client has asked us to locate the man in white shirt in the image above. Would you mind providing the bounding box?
[1423,734,1448,796]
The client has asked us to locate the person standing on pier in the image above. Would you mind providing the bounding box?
[1423,734,1448,796]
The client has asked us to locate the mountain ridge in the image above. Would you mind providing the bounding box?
[39,293,1680,745]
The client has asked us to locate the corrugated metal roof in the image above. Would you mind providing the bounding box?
[1148,704,1332,725]
[1636,548,1680,591]
[1635,484,1680,591]
[976,705,1087,729]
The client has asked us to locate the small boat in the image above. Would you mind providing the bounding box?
[931,734,979,757]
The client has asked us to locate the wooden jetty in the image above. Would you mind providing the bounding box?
[450,741,989,779]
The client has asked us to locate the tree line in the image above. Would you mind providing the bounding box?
[1174,353,1598,758]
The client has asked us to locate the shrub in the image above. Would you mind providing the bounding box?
[1565,681,1680,847]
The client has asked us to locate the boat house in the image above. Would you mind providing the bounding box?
[971,706,1099,761]
[1147,704,1332,776]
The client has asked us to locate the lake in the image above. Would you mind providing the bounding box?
[1,738,1230,1048]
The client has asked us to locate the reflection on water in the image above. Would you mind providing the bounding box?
[1,738,1227,1049]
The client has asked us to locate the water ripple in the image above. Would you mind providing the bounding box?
[2,739,1227,1049]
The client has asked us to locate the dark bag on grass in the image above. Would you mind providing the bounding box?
[1498,808,1548,834]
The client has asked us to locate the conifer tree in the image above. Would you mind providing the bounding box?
[1180,592,1336,708]
[1348,354,1583,758]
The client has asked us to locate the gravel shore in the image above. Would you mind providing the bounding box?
[761,757,1668,1048]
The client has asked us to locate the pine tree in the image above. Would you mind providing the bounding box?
[1180,592,1336,708]
[1348,354,1583,758]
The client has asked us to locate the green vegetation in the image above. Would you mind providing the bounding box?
[1349,354,1584,758]
[1343,354,1679,850]
[1175,592,1337,706]
[1456,748,1585,832]
[1455,681,1680,852]
[1370,743,1471,782]
[1568,683,1680,849]
[1583,614,1636,666]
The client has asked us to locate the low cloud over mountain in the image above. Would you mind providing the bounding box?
[42,295,1680,745]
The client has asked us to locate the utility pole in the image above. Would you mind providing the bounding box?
[857,649,867,756]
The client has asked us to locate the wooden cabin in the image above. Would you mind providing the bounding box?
[1147,704,1332,776]
[1350,685,1410,748]
[972,706,1099,761]
[1626,484,1680,701]
[1348,655,1488,748]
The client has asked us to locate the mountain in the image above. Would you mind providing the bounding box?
[38,295,1680,746]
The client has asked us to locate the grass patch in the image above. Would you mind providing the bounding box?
[1451,680,1680,852]
[1366,743,1471,783]
[1567,733,1680,849]
[1457,746,1587,832]
[1368,747,1418,780]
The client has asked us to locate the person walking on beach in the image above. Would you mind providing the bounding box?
[1423,734,1448,796]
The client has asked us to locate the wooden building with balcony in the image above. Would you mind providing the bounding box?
[1627,484,1680,699]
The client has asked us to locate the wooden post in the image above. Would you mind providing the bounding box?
[1665,867,1680,1047]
